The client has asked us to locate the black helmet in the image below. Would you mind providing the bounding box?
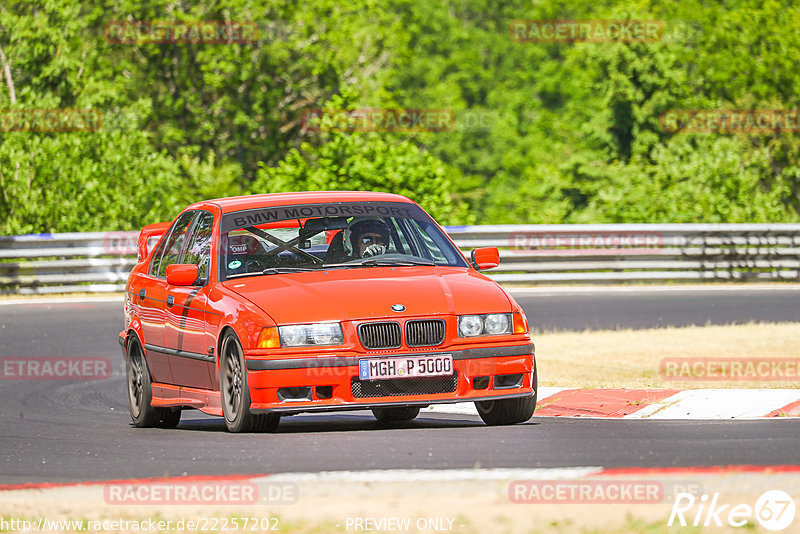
[348,218,390,252]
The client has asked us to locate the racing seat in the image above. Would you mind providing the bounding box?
[323,230,350,263]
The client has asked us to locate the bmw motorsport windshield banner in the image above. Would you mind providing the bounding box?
[221,201,428,233]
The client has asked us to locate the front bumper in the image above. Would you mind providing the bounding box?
[244,343,535,413]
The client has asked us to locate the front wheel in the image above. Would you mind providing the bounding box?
[220,331,280,433]
[156,408,182,428]
[475,365,537,426]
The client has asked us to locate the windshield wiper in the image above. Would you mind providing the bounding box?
[355,258,436,267]
[261,267,316,275]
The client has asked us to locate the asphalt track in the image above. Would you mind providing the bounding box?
[1,286,798,485]
[514,285,800,331]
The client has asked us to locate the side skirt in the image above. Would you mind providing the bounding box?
[151,383,223,417]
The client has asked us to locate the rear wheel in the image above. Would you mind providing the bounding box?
[126,335,184,429]
[475,363,537,426]
[372,406,420,423]
[220,331,280,433]
[126,335,160,427]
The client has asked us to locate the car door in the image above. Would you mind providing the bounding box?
[164,211,215,390]
[142,210,197,384]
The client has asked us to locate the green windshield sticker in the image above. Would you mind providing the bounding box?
[228,260,242,269]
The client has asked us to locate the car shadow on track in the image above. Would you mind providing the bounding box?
[164,411,539,434]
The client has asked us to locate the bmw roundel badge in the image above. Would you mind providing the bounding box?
[391,304,406,312]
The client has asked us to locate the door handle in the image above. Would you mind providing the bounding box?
[138,289,146,299]
[166,295,174,307]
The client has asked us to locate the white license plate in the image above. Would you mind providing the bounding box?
[358,354,454,380]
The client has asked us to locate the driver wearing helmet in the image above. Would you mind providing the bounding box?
[348,218,391,258]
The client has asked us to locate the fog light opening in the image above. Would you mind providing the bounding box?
[315,385,333,399]
[493,373,524,389]
[473,376,490,390]
[277,386,313,402]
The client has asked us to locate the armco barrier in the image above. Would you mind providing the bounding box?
[0,231,138,294]
[1,224,799,294]
[447,224,800,283]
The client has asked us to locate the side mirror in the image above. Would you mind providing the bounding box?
[470,247,499,270]
[166,264,199,286]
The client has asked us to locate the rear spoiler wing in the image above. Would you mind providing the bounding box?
[137,222,171,261]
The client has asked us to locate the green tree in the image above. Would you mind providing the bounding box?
[251,92,472,224]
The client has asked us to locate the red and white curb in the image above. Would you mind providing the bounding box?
[426,387,800,419]
[3,465,800,493]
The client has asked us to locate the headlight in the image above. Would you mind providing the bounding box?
[457,313,512,337]
[458,315,483,337]
[278,322,343,347]
[484,313,510,334]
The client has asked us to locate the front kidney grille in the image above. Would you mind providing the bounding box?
[351,372,458,398]
[405,319,446,347]
[358,322,402,349]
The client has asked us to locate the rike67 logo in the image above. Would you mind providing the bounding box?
[669,490,796,531]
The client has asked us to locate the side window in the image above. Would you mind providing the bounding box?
[182,212,214,282]
[153,211,197,278]
[149,235,170,277]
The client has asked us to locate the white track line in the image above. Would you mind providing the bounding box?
[534,386,572,400]
[2,284,798,305]
[259,467,603,484]
[625,389,800,419]
[422,403,479,416]
[509,284,800,295]
[423,387,570,416]
[0,296,123,306]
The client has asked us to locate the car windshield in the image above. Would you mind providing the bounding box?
[219,201,467,280]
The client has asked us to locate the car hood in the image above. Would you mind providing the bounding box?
[222,266,512,324]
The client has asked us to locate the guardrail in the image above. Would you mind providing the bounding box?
[1,224,799,294]
[0,231,139,294]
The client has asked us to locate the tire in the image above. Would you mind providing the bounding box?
[156,408,182,429]
[126,334,160,428]
[220,331,280,433]
[372,406,420,423]
[475,364,538,426]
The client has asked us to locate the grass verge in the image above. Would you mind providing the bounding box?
[536,322,800,389]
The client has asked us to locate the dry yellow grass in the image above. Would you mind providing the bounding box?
[535,322,800,389]
[5,472,796,534]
